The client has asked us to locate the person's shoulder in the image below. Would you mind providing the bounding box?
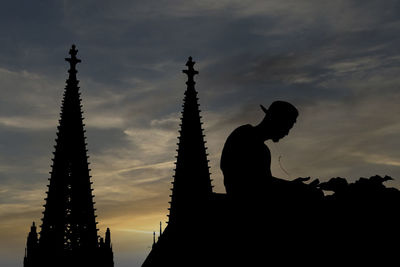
[231,124,254,135]
[226,124,255,143]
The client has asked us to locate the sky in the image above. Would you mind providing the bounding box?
[1,0,400,266]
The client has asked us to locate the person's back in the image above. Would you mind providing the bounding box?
[221,124,272,198]
[220,101,298,200]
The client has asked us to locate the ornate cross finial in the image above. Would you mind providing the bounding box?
[182,56,199,83]
[65,44,81,70]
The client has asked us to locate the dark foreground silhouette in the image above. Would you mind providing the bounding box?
[145,175,400,266]
[143,60,400,266]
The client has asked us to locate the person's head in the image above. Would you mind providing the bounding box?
[257,101,298,142]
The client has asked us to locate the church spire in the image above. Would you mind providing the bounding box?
[168,57,213,227]
[39,44,98,253]
[142,57,215,267]
[24,45,113,267]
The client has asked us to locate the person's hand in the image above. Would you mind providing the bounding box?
[309,178,320,187]
[293,177,310,183]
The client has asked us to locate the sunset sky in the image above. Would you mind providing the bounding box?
[1,1,400,266]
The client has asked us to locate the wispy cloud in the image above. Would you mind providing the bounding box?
[0,116,55,129]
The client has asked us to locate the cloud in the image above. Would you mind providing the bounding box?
[353,153,400,167]
[0,116,55,130]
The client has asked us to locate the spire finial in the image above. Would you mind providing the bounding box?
[31,222,36,232]
[182,56,199,84]
[65,44,81,70]
[105,227,111,246]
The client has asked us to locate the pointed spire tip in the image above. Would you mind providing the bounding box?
[182,56,199,81]
[65,44,81,67]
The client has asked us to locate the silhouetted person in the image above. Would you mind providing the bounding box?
[219,101,314,265]
[220,100,299,199]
